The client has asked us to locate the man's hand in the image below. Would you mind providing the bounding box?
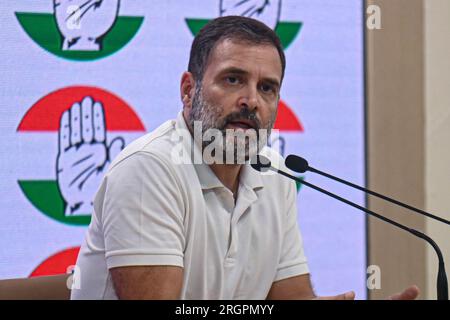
[315,285,419,300]
[387,285,420,300]
[314,291,356,300]
[220,0,281,30]
[267,274,420,300]
[53,0,120,50]
[57,96,124,216]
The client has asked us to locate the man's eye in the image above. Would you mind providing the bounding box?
[261,84,275,93]
[226,76,239,84]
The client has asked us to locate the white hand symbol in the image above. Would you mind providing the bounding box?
[53,0,120,51]
[57,96,124,216]
[220,0,281,30]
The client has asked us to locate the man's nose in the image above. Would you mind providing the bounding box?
[238,86,258,111]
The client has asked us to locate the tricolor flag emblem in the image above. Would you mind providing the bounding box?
[17,86,146,226]
[16,1,144,61]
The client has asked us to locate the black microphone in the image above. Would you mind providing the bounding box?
[252,155,448,300]
[286,154,450,226]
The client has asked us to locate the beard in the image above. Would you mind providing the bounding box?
[187,82,276,164]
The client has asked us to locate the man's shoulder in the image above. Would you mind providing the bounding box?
[108,118,181,170]
[104,117,197,190]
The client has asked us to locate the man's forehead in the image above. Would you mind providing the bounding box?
[210,38,280,61]
[206,39,282,79]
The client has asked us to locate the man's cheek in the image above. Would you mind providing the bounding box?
[261,109,276,129]
[269,104,278,124]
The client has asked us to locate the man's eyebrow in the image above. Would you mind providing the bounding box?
[218,67,249,76]
[218,67,281,88]
[262,78,281,89]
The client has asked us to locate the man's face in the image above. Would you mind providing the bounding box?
[188,39,282,163]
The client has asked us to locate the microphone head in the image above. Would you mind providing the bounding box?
[285,154,309,173]
[250,155,272,172]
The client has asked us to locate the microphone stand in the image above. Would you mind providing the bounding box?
[270,166,448,300]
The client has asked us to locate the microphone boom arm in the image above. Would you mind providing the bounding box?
[273,167,448,300]
[308,166,450,226]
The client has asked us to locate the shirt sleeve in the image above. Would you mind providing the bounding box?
[101,151,186,270]
[274,179,309,281]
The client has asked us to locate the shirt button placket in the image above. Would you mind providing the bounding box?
[221,188,237,266]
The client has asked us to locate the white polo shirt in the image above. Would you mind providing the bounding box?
[71,111,309,300]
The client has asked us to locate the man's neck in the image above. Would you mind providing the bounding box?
[182,110,242,198]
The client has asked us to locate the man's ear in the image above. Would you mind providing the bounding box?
[180,72,196,110]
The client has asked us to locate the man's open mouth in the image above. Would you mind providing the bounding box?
[225,119,257,130]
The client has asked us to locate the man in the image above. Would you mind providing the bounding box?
[71,16,419,300]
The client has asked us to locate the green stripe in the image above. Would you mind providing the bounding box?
[18,180,91,226]
[185,18,302,50]
[16,13,143,61]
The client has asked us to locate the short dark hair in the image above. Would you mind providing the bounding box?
[188,16,285,83]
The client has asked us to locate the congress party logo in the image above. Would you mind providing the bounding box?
[30,247,80,277]
[186,0,302,50]
[15,0,144,61]
[17,86,146,226]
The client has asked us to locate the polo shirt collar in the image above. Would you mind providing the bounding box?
[175,111,264,192]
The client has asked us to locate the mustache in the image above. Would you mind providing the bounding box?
[219,108,261,131]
